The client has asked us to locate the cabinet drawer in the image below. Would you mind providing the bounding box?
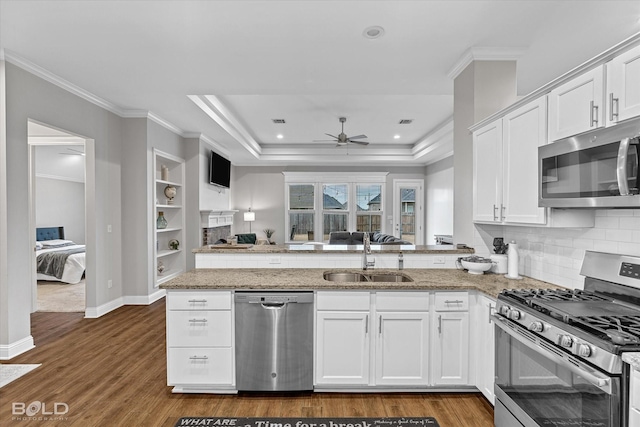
[167,310,232,347]
[434,292,469,311]
[168,347,233,385]
[316,291,370,311]
[376,292,429,311]
[167,291,231,310]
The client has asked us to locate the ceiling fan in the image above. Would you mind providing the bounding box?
[315,117,369,146]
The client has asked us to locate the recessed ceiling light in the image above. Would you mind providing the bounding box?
[363,26,385,39]
[394,135,400,139]
[276,134,284,139]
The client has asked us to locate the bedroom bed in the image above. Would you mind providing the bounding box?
[36,226,86,284]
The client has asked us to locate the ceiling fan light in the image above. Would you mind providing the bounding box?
[363,26,385,39]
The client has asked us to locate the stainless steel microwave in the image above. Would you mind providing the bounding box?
[539,119,640,208]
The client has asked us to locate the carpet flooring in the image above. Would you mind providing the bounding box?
[37,280,85,312]
[0,364,41,388]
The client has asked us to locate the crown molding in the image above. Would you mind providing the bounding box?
[183,132,230,157]
[447,46,527,80]
[469,30,640,133]
[3,50,193,141]
[188,95,262,159]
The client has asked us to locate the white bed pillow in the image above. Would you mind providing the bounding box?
[35,242,43,250]
[41,239,75,248]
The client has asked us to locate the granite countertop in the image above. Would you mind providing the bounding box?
[622,353,640,370]
[160,268,561,298]
[193,243,475,255]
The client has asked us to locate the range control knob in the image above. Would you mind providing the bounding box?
[499,305,511,316]
[576,343,592,357]
[558,335,574,348]
[509,310,522,321]
[528,322,544,332]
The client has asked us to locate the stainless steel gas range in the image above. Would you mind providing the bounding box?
[493,251,640,427]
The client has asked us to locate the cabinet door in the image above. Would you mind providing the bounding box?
[374,312,429,385]
[315,311,370,385]
[473,120,503,223]
[502,97,547,224]
[548,66,605,141]
[476,296,496,404]
[432,311,470,386]
[607,44,640,126]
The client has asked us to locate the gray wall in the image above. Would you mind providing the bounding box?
[0,61,195,355]
[35,177,85,244]
[1,61,124,350]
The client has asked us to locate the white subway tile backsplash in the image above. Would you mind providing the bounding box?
[594,216,620,229]
[485,209,640,289]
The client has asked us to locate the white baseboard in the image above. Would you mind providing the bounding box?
[84,291,166,318]
[85,297,124,318]
[0,335,35,360]
[122,289,165,305]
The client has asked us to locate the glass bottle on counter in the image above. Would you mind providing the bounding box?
[157,211,168,229]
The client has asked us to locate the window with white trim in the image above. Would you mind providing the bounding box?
[283,172,387,242]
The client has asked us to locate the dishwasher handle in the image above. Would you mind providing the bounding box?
[261,302,286,308]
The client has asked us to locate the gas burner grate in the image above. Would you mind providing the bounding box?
[573,315,640,345]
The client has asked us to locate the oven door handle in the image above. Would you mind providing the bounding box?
[493,315,612,393]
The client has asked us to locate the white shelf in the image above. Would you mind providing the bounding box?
[157,249,182,258]
[156,179,182,187]
[153,148,186,289]
[156,227,181,233]
[156,269,184,286]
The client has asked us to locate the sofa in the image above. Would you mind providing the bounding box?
[328,231,412,245]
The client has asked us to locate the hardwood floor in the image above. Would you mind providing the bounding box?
[0,300,494,427]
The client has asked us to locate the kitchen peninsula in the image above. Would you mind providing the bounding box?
[161,243,559,398]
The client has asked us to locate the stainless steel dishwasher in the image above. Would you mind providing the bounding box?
[235,291,314,391]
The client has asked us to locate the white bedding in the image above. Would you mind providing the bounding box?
[36,244,86,284]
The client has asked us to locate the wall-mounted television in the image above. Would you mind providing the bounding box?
[209,151,231,188]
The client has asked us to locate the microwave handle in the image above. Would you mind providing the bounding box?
[617,137,632,196]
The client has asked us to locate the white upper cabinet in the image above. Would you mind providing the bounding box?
[473,119,503,223]
[607,44,640,126]
[473,97,546,225]
[548,66,605,141]
[502,97,547,224]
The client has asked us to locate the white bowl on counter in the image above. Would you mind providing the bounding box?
[458,256,494,275]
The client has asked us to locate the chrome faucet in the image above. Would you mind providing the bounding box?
[362,233,375,270]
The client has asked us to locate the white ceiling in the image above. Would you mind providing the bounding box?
[2,1,640,166]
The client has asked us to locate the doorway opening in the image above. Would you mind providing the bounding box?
[393,179,424,245]
[28,121,94,314]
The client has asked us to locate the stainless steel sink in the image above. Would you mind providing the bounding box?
[323,272,414,283]
[368,274,413,282]
[323,272,367,282]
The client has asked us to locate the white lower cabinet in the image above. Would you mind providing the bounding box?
[475,294,496,404]
[432,292,470,386]
[375,311,429,385]
[315,311,370,385]
[315,290,430,388]
[165,290,235,392]
[630,367,640,425]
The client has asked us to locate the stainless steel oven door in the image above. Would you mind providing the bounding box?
[494,316,620,427]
